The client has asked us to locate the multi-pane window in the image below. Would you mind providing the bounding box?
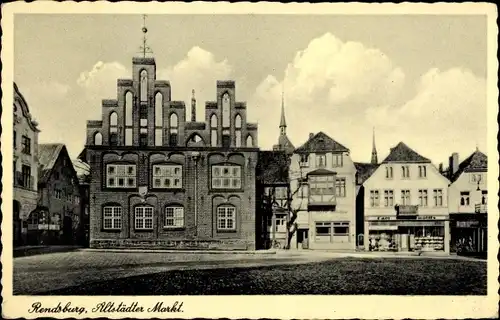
[335,178,346,197]
[401,189,411,205]
[106,164,136,188]
[384,190,394,207]
[22,135,31,154]
[212,165,242,189]
[103,206,122,230]
[418,165,427,178]
[135,206,154,230]
[299,154,309,167]
[370,190,379,207]
[418,189,428,206]
[433,189,443,206]
[165,206,184,228]
[152,165,182,188]
[217,206,236,231]
[315,221,350,242]
[460,191,470,206]
[401,165,410,178]
[274,187,288,200]
[316,154,326,168]
[332,153,343,167]
[385,166,393,179]
[21,165,31,189]
[309,175,335,195]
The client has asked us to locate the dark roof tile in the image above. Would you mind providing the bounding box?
[382,142,431,163]
[295,132,349,153]
[451,150,487,182]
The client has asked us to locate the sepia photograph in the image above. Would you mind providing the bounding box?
[2,2,498,319]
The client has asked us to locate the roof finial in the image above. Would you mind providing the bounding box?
[139,14,153,58]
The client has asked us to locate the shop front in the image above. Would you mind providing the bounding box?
[366,215,450,253]
[450,213,487,254]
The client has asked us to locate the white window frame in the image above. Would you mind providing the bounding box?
[135,206,154,230]
[164,206,184,228]
[212,165,242,189]
[103,206,122,230]
[316,154,326,167]
[460,191,470,206]
[335,177,346,197]
[332,153,343,167]
[299,154,309,167]
[433,189,443,206]
[418,189,428,206]
[152,164,183,189]
[385,166,393,179]
[384,190,394,207]
[217,206,236,231]
[401,189,411,205]
[106,164,137,188]
[402,165,410,179]
[418,165,427,178]
[370,190,379,207]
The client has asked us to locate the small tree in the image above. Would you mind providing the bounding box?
[284,157,307,249]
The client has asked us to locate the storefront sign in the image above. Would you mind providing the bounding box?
[456,221,480,228]
[397,205,419,215]
[397,220,444,227]
[416,215,447,220]
[366,216,397,221]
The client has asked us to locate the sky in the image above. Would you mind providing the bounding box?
[14,14,488,165]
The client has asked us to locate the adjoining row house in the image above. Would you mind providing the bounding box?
[13,83,87,246]
[13,83,40,246]
[79,55,260,250]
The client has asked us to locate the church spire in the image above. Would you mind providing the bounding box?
[139,14,153,57]
[279,85,287,135]
[371,127,378,164]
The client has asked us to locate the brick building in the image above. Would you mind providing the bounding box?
[13,82,41,246]
[80,56,260,250]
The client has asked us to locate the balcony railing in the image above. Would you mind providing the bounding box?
[475,204,487,214]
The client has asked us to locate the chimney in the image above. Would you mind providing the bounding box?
[449,152,459,176]
[438,163,444,173]
[309,132,314,140]
[191,89,196,122]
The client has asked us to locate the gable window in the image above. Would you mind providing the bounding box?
[235,114,242,147]
[94,132,103,146]
[401,165,410,178]
[316,154,326,168]
[135,206,154,230]
[103,206,122,230]
[460,191,470,206]
[418,189,428,206]
[140,70,148,102]
[222,93,230,128]
[106,164,136,188]
[433,189,443,206]
[385,166,393,179]
[299,154,309,167]
[246,135,253,147]
[401,189,411,205]
[370,190,379,207]
[22,135,31,154]
[109,112,118,146]
[169,113,178,146]
[418,165,427,178]
[332,153,343,167]
[217,205,236,231]
[152,164,182,189]
[165,206,184,228]
[210,114,218,147]
[212,165,241,189]
[335,177,346,197]
[384,190,394,207]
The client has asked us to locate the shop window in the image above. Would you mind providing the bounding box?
[152,164,182,189]
[103,206,122,230]
[135,206,154,230]
[460,191,470,206]
[217,205,236,231]
[315,221,350,243]
[165,206,184,228]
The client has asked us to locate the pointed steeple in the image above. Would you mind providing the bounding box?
[279,86,287,135]
[191,89,196,122]
[371,127,378,164]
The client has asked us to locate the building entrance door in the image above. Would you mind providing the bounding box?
[297,229,309,249]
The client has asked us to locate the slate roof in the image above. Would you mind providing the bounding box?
[295,131,349,154]
[451,150,487,182]
[38,144,65,183]
[382,142,431,163]
[72,159,91,184]
[307,168,337,176]
[354,162,380,185]
[256,151,290,185]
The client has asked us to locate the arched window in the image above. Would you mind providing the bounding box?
[164,205,184,228]
[109,112,118,146]
[169,113,178,146]
[155,92,163,146]
[235,114,242,147]
[125,92,133,146]
[210,114,218,147]
[246,135,253,147]
[222,93,230,127]
[94,132,103,145]
[217,205,236,231]
[140,70,148,102]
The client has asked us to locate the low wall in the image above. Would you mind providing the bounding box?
[90,238,254,251]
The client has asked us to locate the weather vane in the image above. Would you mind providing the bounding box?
[139,14,153,57]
